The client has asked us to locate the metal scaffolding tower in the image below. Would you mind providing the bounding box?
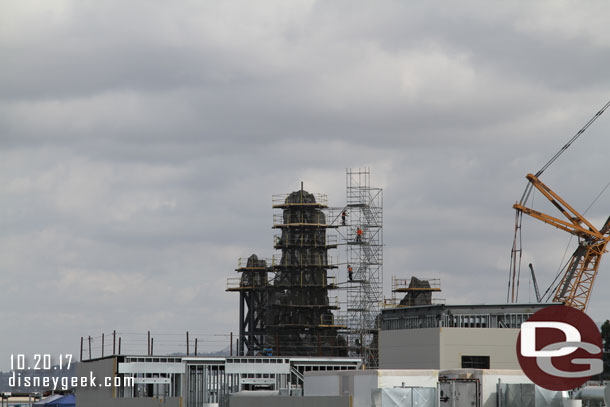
[344,168,383,367]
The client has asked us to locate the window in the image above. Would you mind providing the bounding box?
[461,356,490,369]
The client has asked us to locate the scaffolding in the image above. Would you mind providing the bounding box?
[227,173,386,359]
[343,168,383,367]
[383,277,444,308]
[266,186,346,356]
[231,255,269,356]
[392,277,441,293]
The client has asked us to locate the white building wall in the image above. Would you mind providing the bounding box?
[305,370,439,407]
[353,374,378,407]
[377,370,439,389]
[441,369,531,407]
[303,375,341,396]
[76,358,182,407]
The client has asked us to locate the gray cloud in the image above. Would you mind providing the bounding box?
[1,0,610,369]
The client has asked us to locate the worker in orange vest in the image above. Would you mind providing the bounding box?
[356,227,363,242]
[348,265,353,281]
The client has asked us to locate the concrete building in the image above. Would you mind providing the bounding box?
[75,347,569,407]
[379,303,553,370]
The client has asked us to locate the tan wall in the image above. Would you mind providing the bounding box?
[439,328,520,369]
[379,328,440,369]
[380,327,520,370]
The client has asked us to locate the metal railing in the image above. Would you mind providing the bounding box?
[392,277,441,292]
[226,277,269,290]
[79,331,233,361]
[272,193,328,207]
[320,313,348,327]
[324,207,348,226]
[382,297,446,309]
[383,297,400,308]
[329,296,339,309]
[271,273,336,289]
[271,254,337,268]
[272,213,328,227]
[237,257,271,270]
[273,233,337,247]
[333,314,349,327]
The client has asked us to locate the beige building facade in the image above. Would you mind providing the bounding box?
[380,327,520,369]
[379,303,553,370]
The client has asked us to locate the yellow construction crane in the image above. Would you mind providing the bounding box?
[513,174,610,311]
[508,99,610,311]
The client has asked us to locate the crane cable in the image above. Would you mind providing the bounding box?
[509,99,610,303]
[536,100,610,178]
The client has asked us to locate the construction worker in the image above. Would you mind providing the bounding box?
[356,227,363,242]
[341,210,347,226]
[347,264,353,281]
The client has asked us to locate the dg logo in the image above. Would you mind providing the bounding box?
[516,305,603,391]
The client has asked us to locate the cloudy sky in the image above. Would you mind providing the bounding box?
[2,0,610,370]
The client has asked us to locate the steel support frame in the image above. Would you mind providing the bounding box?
[239,289,266,356]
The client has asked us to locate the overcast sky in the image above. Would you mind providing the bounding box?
[2,0,610,370]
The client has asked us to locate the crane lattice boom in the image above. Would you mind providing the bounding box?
[513,174,610,311]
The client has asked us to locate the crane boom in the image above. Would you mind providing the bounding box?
[529,263,541,303]
[508,100,610,307]
[513,174,610,311]
[513,174,603,239]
